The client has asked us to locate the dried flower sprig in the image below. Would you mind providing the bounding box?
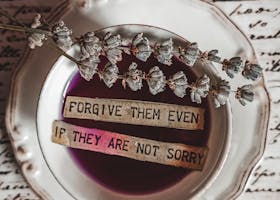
[190,75,210,104]
[28,14,47,49]
[222,57,243,78]
[178,43,200,67]
[235,84,255,106]
[52,20,73,51]
[123,62,144,91]
[242,61,263,81]
[146,66,166,95]
[0,10,262,107]
[131,33,153,62]
[154,38,174,66]
[210,79,231,108]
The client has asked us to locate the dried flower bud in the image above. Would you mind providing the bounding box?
[52,20,73,51]
[28,14,46,49]
[190,75,210,104]
[28,33,46,49]
[80,32,102,60]
[207,50,221,63]
[154,38,173,66]
[31,14,42,28]
[106,48,123,64]
[222,57,243,78]
[101,63,119,88]
[179,43,199,67]
[211,79,231,108]
[146,66,166,95]
[79,56,100,81]
[103,32,124,64]
[242,61,263,81]
[168,71,189,98]
[125,62,143,91]
[235,84,254,106]
[131,33,152,62]
[103,32,122,48]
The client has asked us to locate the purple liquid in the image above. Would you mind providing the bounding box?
[63,54,211,195]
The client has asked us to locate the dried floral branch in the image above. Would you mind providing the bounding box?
[190,75,210,104]
[235,84,255,106]
[0,9,262,107]
[210,79,231,108]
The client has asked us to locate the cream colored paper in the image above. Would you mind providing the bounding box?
[63,96,205,130]
[0,1,279,199]
[52,120,208,170]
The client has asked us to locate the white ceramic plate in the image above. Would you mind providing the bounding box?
[39,24,232,200]
[5,0,270,200]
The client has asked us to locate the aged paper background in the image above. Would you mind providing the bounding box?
[0,0,279,199]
